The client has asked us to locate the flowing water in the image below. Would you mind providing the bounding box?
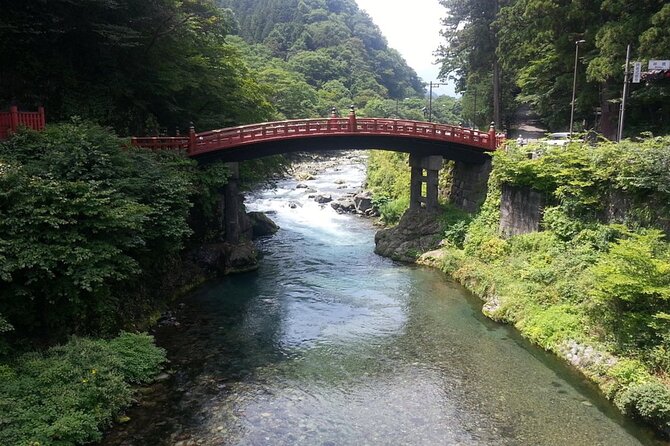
[102,152,665,446]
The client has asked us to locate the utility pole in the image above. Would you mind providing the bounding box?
[617,44,631,142]
[492,0,501,128]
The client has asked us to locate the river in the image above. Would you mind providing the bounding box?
[101,151,664,446]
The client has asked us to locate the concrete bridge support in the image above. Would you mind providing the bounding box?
[409,154,443,211]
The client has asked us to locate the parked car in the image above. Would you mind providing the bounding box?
[544,132,572,146]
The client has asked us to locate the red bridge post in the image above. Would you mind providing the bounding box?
[188,122,196,154]
[348,105,357,132]
[38,106,45,129]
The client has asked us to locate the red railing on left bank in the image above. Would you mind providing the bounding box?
[0,106,46,139]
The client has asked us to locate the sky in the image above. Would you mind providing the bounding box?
[354,0,457,97]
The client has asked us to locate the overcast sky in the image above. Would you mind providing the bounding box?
[354,0,457,96]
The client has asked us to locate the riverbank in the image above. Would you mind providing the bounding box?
[367,139,670,439]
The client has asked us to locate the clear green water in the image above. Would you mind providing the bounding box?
[101,153,664,446]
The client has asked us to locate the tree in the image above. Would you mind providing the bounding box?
[0,0,273,134]
[257,67,319,118]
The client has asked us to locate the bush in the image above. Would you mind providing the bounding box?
[0,122,201,341]
[440,204,472,248]
[591,230,670,355]
[615,381,670,434]
[517,304,584,349]
[0,332,165,446]
[432,136,670,437]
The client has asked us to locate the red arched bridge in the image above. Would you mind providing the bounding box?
[0,106,504,213]
[130,110,505,164]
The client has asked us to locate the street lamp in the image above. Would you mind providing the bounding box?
[428,81,449,122]
[569,39,586,136]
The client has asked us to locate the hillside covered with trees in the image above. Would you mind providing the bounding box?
[0,0,463,136]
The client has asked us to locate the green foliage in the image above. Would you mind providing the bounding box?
[591,230,670,356]
[443,220,470,248]
[0,122,199,340]
[518,304,584,350]
[239,156,291,189]
[221,0,426,115]
[0,332,165,446]
[366,151,410,202]
[377,196,410,225]
[442,0,670,134]
[606,359,652,389]
[435,204,472,248]
[615,381,670,432]
[365,150,411,224]
[495,137,670,224]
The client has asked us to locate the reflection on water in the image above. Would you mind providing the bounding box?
[101,152,663,446]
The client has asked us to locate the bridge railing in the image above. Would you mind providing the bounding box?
[352,118,494,149]
[129,136,190,151]
[130,117,505,156]
[0,106,46,139]
[191,118,352,155]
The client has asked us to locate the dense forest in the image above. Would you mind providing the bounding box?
[0,0,462,136]
[438,0,670,136]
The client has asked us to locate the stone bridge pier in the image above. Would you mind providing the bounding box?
[409,154,492,213]
[196,162,259,275]
[376,153,492,262]
[409,154,442,211]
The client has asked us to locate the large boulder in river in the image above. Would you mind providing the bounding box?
[331,197,356,214]
[354,191,374,213]
[374,209,444,262]
[194,241,258,275]
[247,211,279,238]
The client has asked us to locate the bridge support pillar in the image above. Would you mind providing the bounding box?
[223,162,241,243]
[409,154,442,211]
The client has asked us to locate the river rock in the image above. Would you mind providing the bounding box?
[374,209,444,262]
[331,198,356,214]
[354,191,374,213]
[296,183,309,189]
[247,211,279,238]
[194,241,259,275]
[294,172,315,181]
[314,194,333,204]
[416,248,446,268]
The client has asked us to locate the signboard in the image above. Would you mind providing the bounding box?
[648,60,670,70]
[632,62,642,83]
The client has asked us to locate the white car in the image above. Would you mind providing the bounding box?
[544,132,572,146]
